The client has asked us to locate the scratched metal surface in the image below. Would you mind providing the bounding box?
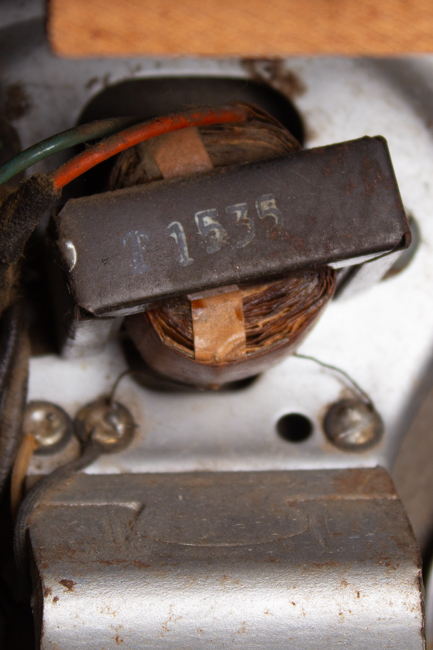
[29,469,424,649]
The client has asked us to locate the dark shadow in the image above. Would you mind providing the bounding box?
[277,413,313,443]
[121,335,259,394]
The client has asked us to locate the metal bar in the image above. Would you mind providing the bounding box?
[55,136,409,316]
[30,469,424,649]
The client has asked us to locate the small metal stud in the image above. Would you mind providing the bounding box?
[23,401,73,455]
[324,398,383,451]
[75,399,135,454]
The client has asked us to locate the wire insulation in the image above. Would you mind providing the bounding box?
[10,434,38,519]
[294,352,373,406]
[51,106,248,190]
[14,439,102,592]
[0,105,251,318]
[0,117,137,188]
[0,312,30,495]
[0,304,20,394]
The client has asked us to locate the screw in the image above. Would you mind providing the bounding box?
[75,399,135,454]
[324,398,383,451]
[23,401,73,455]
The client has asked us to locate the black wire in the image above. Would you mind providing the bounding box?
[13,439,102,593]
[0,307,29,495]
[0,304,19,396]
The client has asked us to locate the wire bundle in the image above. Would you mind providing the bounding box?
[0,104,250,315]
[0,103,253,491]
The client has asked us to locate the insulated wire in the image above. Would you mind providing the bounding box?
[0,107,250,317]
[51,105,249,190]
[0,304,20,394]
[294,352,374,406]
[10,434,38,519]
[0,316,30,495]
[14,438,102,592]
[0,117,137,188]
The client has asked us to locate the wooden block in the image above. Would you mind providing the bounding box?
[48,0,433,57]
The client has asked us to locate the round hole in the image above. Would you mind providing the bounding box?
[277,413,313,443]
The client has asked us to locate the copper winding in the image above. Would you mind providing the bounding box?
[111,108,337,387]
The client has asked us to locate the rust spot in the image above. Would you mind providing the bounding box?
[98,559,151,569]
[2,83,32,121]
[332,468,395,499]
[43,585,52,597]
[309,560,338,569]
[360,156,391,196]
[115,635,124,644]
[356,591,361,598]
[50,543,78,559]
[53,596,59,604]
[59,579,75,591]
[345,179,356,195]
[242,60,307,98]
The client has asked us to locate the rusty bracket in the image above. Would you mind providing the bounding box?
[55,136,410,317]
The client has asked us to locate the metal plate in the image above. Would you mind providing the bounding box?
[56,137,408,316]
[4,51,428,477]
[1,3,433,489]
[29,469,424,649]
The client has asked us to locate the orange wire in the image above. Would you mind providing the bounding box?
[10,433,38,519]
[51,105,248,190]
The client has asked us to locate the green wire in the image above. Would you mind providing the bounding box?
[0,117,137,188]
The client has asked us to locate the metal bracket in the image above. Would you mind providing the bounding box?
[30,468,423,649]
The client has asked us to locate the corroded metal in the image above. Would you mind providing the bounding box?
[29,468,424,649]
[55,136,409,317]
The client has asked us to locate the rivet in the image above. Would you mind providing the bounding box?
[75,399,135,454]
[23,401,73,455]
[324,398,383,451]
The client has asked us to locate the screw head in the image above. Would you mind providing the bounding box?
[23,401,73,455]
[75,399,135,453]
[324,398,383,451]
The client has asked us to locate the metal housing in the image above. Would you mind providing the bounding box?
[30,469,424,649]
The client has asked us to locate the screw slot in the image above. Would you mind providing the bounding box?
[277,413,313,443]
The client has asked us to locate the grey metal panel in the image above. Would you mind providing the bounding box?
[30,469,424,649]
[22,56,433,480]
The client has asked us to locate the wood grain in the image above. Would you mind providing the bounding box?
[48,0,433,57]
